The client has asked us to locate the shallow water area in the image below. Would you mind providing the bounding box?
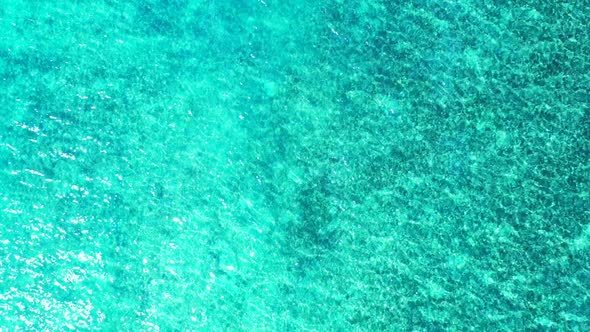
[0,0,589,330]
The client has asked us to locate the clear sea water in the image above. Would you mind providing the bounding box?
[1,0,589,331]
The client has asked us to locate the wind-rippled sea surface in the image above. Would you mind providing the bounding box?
[1,0,589,330]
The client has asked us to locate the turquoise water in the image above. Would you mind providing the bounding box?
[1,0,589,330]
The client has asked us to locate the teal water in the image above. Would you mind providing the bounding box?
[1,0,589,330]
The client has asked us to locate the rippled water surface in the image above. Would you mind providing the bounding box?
[1,0,589,330]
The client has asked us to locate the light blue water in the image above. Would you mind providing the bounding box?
[1,0,589,330]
